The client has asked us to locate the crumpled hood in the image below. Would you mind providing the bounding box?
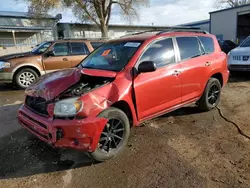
[25,68,117,100]
[230,47,250,55]
[0,51,34,61]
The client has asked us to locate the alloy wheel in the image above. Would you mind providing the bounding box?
[18,72,36,87]
[98,118,125,153]
[208,82,220,106]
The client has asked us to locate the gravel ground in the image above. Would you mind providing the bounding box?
[0,73,250,188]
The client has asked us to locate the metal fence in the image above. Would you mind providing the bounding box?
[0,37,43,48]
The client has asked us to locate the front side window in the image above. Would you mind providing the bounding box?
[79,41,143,72]
[240,36,250,47]
[31,41,52,54]
[70,42,90,55]
[176,37,202,61]
[139,38,175,68]
[198,36,215,54]
[53,43,68,56]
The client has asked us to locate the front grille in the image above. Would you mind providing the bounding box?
[233,56,242,61]
[20,111,47,129]
[19,119,49,140]
[26,96,48,116]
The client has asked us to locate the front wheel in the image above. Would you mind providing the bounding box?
[89,107,130,162]
[198,78,222,111]
[14,68,39,89]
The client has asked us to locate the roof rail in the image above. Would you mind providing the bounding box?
[157,29,210,35]
[59,37,107,40]
[119,28,209,38]
[120,30,160,38]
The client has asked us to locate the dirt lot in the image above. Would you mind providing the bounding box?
[0,73,250,188]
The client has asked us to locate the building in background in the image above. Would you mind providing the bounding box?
[179,4,250,44]
[178,19,210,32]
[0,11,61,47]
[210,4,250,43]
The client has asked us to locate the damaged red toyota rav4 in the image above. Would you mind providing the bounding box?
[18,30,229,162]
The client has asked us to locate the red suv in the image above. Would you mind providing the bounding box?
[18,30,229,161]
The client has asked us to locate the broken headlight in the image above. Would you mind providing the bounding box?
[54,97,83,117]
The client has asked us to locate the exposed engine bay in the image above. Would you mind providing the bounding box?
[61,75,114,98]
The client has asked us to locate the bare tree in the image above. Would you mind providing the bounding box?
[215,0,250,8]
[22,0,149,38]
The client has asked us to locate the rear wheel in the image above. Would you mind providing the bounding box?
[198,78,221,111]
[14,68,39,89]
[89,107,130,162]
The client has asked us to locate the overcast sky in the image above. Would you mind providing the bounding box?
[0,0,219,26]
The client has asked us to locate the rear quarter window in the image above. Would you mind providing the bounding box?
[198,36,215,54]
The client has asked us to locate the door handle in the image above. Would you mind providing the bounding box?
[63,58,68,61]
[205,62,211,66]
[172,70,181,76]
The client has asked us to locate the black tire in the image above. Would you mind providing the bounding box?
[198,78,221,111]
[14,68,39,89]
[89,107,130,162]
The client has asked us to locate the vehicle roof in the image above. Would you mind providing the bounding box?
[111,30,213,43]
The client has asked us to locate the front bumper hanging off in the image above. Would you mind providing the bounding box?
[18,104,108,152]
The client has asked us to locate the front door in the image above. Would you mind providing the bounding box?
[43,42,71,72]
[133,38,182,121]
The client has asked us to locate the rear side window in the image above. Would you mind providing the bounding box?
[70,42,90,55]
[176,37,201,61]
[139,38,175,68]
[91,42,104,49]
[198,36,215,54]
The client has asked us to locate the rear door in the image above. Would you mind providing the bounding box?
[69,42,90,67]
[175,36,212,102]
[43,42,71,72]
[133,38,182,121]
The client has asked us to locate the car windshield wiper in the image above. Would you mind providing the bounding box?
[81,66,97,69]
[191,54,201,58]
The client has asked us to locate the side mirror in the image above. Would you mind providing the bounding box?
[45,50,54,57]
[138,61,156,73]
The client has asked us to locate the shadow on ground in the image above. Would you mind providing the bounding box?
[228,72,250,83]
[0,129,96,180]
[0,83,18,92]
[0,106,204,180]
[161,106,203,118]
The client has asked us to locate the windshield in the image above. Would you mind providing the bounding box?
[79,40,143,72]
[31,41,52,54]
[240,36,250,47]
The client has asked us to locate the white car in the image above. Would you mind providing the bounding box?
[228,36,250,72]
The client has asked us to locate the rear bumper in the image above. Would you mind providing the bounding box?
[18,104,108,152]
[0,71,13,83]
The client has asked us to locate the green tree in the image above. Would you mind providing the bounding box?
[23,0,149,38]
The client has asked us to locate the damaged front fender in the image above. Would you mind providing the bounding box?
[77,82,120,118]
